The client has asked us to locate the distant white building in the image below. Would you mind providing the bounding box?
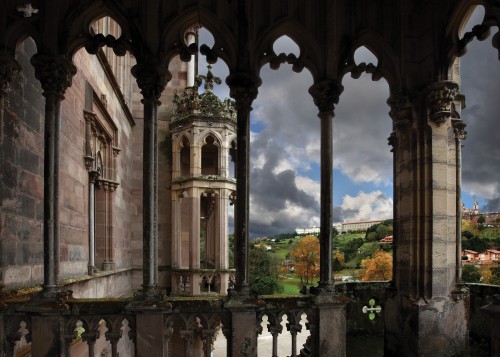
[295,226,321,235]
[296,219,387,236]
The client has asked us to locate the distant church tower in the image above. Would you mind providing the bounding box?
[169,66,237,295]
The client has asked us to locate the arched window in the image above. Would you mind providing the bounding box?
[201,135,219,175]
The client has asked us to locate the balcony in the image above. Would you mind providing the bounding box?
[1,281,498,356]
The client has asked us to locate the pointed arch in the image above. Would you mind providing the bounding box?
[160,8,237,71]
[339,30,400,92]
[255,18,323,80]
[444,0,500,79]
[62,2,135,60]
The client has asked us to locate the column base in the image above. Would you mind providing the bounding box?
[384,289,469,357]
[128,286,171,310]
[102,261,115,271]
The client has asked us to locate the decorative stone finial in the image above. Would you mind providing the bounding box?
[17,3,38,17]
[172,67,237,122]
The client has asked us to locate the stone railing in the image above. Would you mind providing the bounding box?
[0,293,348,357]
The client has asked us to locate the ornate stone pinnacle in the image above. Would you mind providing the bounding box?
[131,63,170,100]
[226,71,262,111]
[308,79,344,114]
[195,65,222,92]
[30,54,76,99]
[426,81,459,125]
[0,55,21,95]
[172,68,237,122]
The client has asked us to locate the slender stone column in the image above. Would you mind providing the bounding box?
[453,119,466,283]
[31,54,76,296]
[308,80,343,292]
[88,171,100,275]
[131,62,169,299]
[226,71,261,295]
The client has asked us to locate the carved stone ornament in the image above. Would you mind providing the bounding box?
[0,55,21,95]
[452,119,467,141]
[131,63,170,100]
[30,54,77,99]
[426,81,459,126]
[387,92,412,128]
[308,79,344,114]
[172,66,236,122]
[387,131,397,152]
[226,71,262,111]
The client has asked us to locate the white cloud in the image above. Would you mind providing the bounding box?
[338,191,393,222]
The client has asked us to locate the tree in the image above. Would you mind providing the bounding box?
[249,247,283,295]
[462,265,482,283]
[477,215,486,225]
[462,220,480,238]
[292,236,320,284]
[360,250,393,281]
[332,252,345,272]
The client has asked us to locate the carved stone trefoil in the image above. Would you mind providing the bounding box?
[426,81,459,126]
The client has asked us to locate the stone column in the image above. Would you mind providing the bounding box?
[131,62,169,300]
[31,54,76,297]
[226,71,261,295]
[308,80,343,292]
[88,171,100,275]
[385,82,469,356]
[453,119,466,283]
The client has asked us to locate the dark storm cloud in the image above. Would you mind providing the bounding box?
[460,30,500,208]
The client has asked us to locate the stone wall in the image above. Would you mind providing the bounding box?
[1,38,45,287]
[0,38,140,294]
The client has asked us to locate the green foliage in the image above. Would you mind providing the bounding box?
[365,222,392,242]
[249,247,283,295]
[462,265,482,283]
[462,236,494,253]
[477,215,486,224]
[490,266,500,285]
[342,238,365,262]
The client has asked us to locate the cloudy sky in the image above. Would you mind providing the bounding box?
[198,7,500,238]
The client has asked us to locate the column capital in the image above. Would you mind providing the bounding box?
[131,62,170,101]
[308,79,343,114]
[30,54,76,99]
[226,71,261,111]
[388,92,413,128]
[0,55,21,95]
[426,81,459,126]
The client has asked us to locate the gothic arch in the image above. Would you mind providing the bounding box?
[4,20,40,56]
[255,19,322,80]
[160,9,237,71]
[197,130,223,148]
[444,0,500,78]
[339,31,400,93]
[63,3,135,60]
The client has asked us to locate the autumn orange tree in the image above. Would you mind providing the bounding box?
[292,236,320,284]
[360,250,393,281]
